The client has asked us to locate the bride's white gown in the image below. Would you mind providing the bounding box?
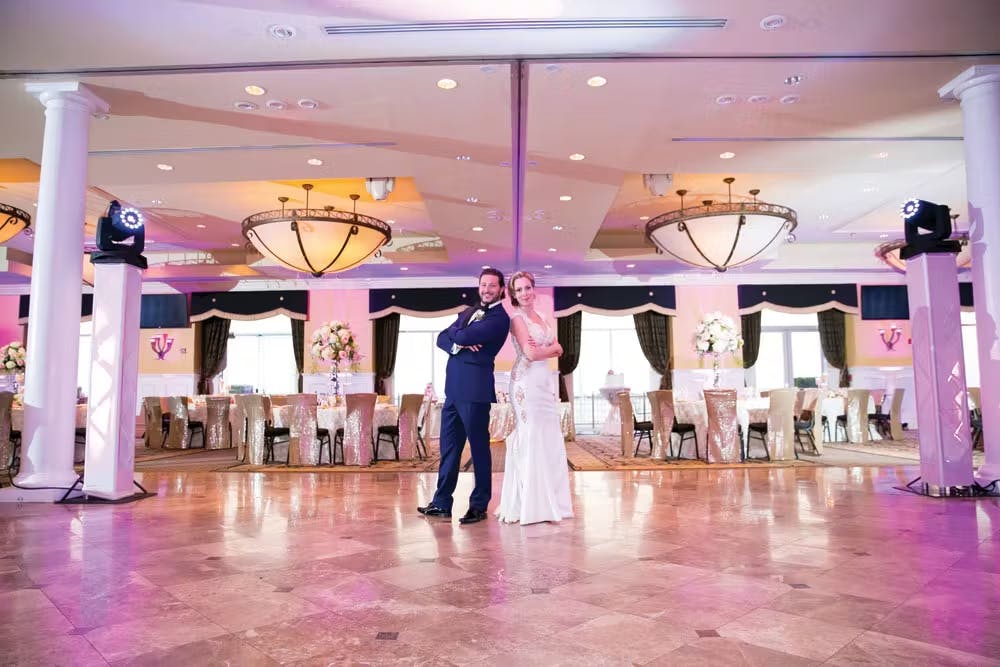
[496,310,573,524]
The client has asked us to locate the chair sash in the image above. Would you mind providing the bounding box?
[243,395,268,465]
[286,393,319,465]
[163,397,193,449]
[616,391,635,458]
[344,393,377,465]
[846,389,871,443]
[398,394,423,460]
[143,396,164,448]
[766,388,798,460]
[703,389,739,463]
[887,388,906,440]
[646,390,674,459]
[205,397,232,450]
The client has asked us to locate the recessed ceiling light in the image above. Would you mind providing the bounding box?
[233,101,258,111]
[150,199,163,205]
[559,195,572,201]
[543,264,552,269]
[747,95,771,104]
[587,75,607,87]
[386,219,395,225]
[196,224,206,229]
[466,196,479,203]
[399,266,409,271]
[819,214,830,220]
[760,14,786,30]
[569,153,585,161]
[482,264,491,269]
[552,225,564,231]
[720,151,736,159]
[268,24,297,39]
[265,100,287,110]
[455,155,471,161]
[307,158,323,166]
[477,247,487,253]
[875,151,889,159]
[626,263,636,268]
[547,247,557,252]
[879,233,889,239]
[480,65,497,74]
[231,242,240,247]
[297,98,319,109]
[783,75,805,86]
[639,215,650,221]
[146,239,155,244]
[471,226,484,232]
[863,184,879,193]
[779,94,800,104]
[244,85,266,96]
[437,78,458,90]
[156,163,173,171]
[715,95,738,105]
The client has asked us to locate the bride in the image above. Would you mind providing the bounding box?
[496,271,574,525]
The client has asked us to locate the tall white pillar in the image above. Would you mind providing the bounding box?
[3,82,108,501]
[940,65,1000,485]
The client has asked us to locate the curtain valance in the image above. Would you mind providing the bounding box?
[553,286,676,317]
[189,290,307,322]
[737,284,858,315]
[19,294,94,324]
[369,288,476,319]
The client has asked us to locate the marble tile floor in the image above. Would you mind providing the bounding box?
[1,465,999,666]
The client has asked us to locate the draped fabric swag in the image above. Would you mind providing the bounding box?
[633,311,673,390]
[740,311,762,369]
[556,311,582,402]
[290,318,305,392]
[817,309,850,387]
[373,313,400,395]
[197,316,231,394]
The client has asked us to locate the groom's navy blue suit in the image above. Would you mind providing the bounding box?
[432,301,511,513]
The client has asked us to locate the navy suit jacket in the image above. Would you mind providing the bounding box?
[436,303,511,404]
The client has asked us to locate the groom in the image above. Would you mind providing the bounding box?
[419,268,510,524]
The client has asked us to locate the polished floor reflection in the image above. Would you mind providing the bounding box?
[2,466,999,665]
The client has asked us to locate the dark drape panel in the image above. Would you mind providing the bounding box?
[633,311,674,390]
[741,311,762,369]
[373,313,400,395]
[197,317,231,394]
[817,309,849,387]
[291,318,304,392]
[557,311,582,402]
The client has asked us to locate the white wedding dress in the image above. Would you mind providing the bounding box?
[496,310,573,525]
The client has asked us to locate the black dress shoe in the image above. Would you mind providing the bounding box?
[417,504,451,518]
[459,509,488,525]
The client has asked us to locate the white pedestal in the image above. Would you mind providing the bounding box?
[82,262,143,500]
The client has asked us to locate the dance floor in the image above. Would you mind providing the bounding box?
[2,466,999,665]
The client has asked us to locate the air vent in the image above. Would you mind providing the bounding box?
[322,17,726,36]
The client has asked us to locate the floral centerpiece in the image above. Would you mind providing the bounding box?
[693,312,743,387]
[1,341,26,373]
[310,321,361,395]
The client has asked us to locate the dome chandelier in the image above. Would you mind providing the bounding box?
[874,212,970,273]
[242,183,391,278]
[644,177,797,272]
[0,202,31,244]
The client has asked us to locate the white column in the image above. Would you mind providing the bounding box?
[940,66,1000,485]
[3,82,108,501]
[83,262,143,500]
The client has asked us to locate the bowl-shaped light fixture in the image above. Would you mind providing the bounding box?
[0,203,31,244]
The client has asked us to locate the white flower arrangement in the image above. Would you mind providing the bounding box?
[309,320,362,370]
[0,341,26,372]
[693,312,743,357]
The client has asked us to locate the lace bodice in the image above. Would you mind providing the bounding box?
[510,310,553,361]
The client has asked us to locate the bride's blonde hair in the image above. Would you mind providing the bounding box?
[508,271,535,307]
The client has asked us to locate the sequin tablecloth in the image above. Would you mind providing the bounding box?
[674,398,771,462]
[426,402,572,441]
[272,404,398,465]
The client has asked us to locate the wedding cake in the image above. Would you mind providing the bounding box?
[604,372,625,387]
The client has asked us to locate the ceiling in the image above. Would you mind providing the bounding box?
[1,0,998,292]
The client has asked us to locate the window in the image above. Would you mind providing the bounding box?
[395,314,455,401]
[577,313,652,397]
[78,321,92,398]
[962,310,979,388]
[752,310,826,390]
[222,315,297,394]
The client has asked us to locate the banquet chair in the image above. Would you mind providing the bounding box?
[377,394,421,462]
[632,415,655,456]
[615,392,648,457]
[794,389,822,456]
[415,398,431,460]
[142,396,169,448]
[204,397,233,450]
[703,389,740,463]
[867,390,890,438]
[230,395,250,461]
[836,389,872,443]
[647,390,698,459]
[284,394,330,465]
[746,388,796,461]
[261,396,291,464]
[334,393,377,465]
[163,397,204,449]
